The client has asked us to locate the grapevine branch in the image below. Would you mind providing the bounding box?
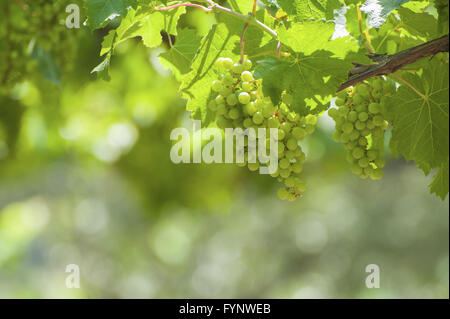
[338,34,449,91]
[155,1,278,40]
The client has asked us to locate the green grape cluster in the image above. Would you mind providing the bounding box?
[329,78,395,180]
[208,57,317,201]
[1,1,80,89]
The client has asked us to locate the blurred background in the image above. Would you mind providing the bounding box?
[0,2,448,299]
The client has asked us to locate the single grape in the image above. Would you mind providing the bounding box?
[238,92,251,105]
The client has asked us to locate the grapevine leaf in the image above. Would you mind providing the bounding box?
[256,22,358,113]
[228,0,255,15]
[360,0,411,28]
[277,0,341,21]
[388,59,449,169]
[100,6,186,55]
[180,23,241,124]
[91,55,111,81]
[430,157,449,200]
[85,0,138,29]
[158,28,202,78]
[397,7,438,39]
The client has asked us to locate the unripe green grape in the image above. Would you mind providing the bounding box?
[285,150,296,160]
[340,133,351,143]
[352,147,364,159]
[295,180,307,192]
[241,82,253,92]
[216,104,227,115]
[212,80,223,92]
[278,143,286,155]
[226,94,238,106]
[342,122,354,134]
[336,90,348,100]
[366,120,376,130]
[286,138,298,151]
[349,130,360,141]
[267,117,280,128]
[305,114,317,125]
[243,59,252,70]
[278,129,286,140]
[292,162,303,173]
[252,112,264,125]
[332,131,341,142]
[219,87,232,97]
[370,168,384,180]
[353,94,365,104]
[241,71,253,82]
[367,150,378,161]
[361,128,371,136]
[280,169,291,178]
[357,84,370,97]
[217,116,232,128]
[248,162,259,171]
[244,102,257,116]
[285,176,296,187]
[358,157,370,168]
[228,108,241,120]
[368,103,380,114]
[233,63,245,74]
[374,158,386,168]
[238,92,251,105]
[222,58,234,69]
[347,111,358,122]
[222,74,234,85]
[277,187,289,200]
[279,158,290,169]
[335,98,345,106]
[280,121,292,134]
[364,166,374,176]
[355,120,366,131]
[305,124,315,134]
[373,79,383,91]
[358,112,369,122]
[262,104,276,118]
[359,137,368,146]
[373,115,385,126]
[344,143,354,151]
[243,118,253,128]
[355,104,367,113]
[328,108,339,118]
[215,95,225,104]
[216,57,225,68]
[292,127,306,140]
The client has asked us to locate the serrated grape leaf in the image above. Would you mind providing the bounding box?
[361,0,411,28]
[218,9,278,58]
[397,7,438,39]
[85,0,138,29]
[277,0,341,21]
[158,28,202,78]
[180,23,241,124]
[100,6,185,55]
[430,157,449,200]
[255,22,358,113]
[389,59,449,170]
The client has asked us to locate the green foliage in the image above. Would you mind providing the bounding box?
[1,0,449,200]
